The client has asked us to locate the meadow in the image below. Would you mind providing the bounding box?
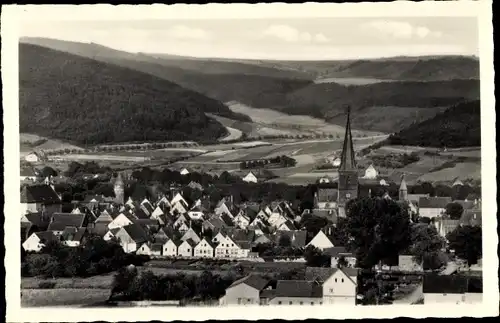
[21,289,111,307]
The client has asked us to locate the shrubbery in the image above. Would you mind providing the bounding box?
[22,235,150,278]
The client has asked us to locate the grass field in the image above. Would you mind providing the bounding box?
[21,288,111,307]
[418,162,481,182]
[20,133,82,155]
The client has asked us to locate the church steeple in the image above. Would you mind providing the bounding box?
[339,106,356,171]
[337,106,359,210]
[399,174,408,201]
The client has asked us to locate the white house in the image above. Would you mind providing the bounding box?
[150,206,165,220]
[215,202,235,218]
[137,243,163,257]
[170,201,188,215]
[25,152,41,163]
[220,275,270,305]
[265,280,323,306]
[322,268,358,305]
[194,238,216,258]
[215,235,241,258]
[177,221,190,233]
[419,197,452,219]
[181,228,201,244]
[170,193,189,208]
[157,196,172,209]
[108,213,134,230]
[163,239,180,257]
[22,231,57,252]
[178,239,196,257]
[363,164,378,179]
[306,230,334,251]
[180,168,190,175]
[114,224,149,253]
[233,213,250,229]
[242,171,258,183]
[103,228,121,241]
[212,232,227,244]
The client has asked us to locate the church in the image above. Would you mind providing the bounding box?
[314,107,359,218]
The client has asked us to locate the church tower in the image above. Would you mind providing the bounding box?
[337,106,358,208]
[399,174,408,201]
[114,172,125,205]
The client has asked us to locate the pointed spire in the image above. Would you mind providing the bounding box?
[399,174,408,191]
[339,106,356,171]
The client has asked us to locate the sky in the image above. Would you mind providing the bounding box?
[19,17,479,60]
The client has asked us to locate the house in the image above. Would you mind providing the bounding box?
[267,212,288,228]
[215,201,236,218]
[418,197,452,219]
[452,178,464,187]
[422,275,469,304]
[157,195,172,209]
[203,217,226,232]
[20,184,62,216]
[220,274,270,305]
[48,213,87,236]
[178,239,196,257]
[163,239,181,257]
[325,247,357,268]
[322,267,358,305]
[242,171,258,183]
[22,231,58,252]
[233,213,251,229]
[181,228,201,244]
[460,209,482,227]
[434,218,460,238]
[153,228,171,244]
[25,151,44,163]
[194,237,216,258]
[398,255,423,272]
[150,206,165,220]
[108,213,134,230]
[215,234,242,258]
[277,220,297,231]
[137,243,163,257]
[177,221,190,233]
[314,188,338,210]
[171,201,188,215]
[187,205,205,221]
[170,192,189,208]
[265,280,323,305]
[103,228,121,241]
[254,234,272,245]
[362,164,378,179]
[114,224,150,253]
[306,230,334,251]
[180,168,190,175]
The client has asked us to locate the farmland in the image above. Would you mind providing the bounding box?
[21,288,111,307]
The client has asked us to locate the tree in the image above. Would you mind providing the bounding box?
[278,234,292,247]
[446,225,482,266]
[304,246,330,267]
[344,197,412,269]
[445,202,464,220]
[409,223,446,270]
[41,166,58,178]
[337,255,348,268]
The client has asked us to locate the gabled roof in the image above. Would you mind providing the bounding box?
[48,213,86,231]
[83,195,105,203]
[305,267,337,282]
[181,238,197,247]
[21,185,61,204]
[228,274,269,290]
[22,213,50,230]
[278,220,297,231]
[121,224,149,243]
[196,237,216,249]
[204,217,225,230]
[163,238,182,247]
[422,274,468,294]
[418,197,452,209]
[274,280,322,298]
[220,213,234,227]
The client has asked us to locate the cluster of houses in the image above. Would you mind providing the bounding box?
[220,267,359,306]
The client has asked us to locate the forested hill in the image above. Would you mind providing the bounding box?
[19,43,234,145]
[388,100,481,148]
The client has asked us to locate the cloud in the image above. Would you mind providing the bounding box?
[262,24,330,44]
[165,25,212,41]
[361,20,443,39]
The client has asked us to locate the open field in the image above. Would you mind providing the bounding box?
[226,101,383,137]
[418,162,481,183]
[20,133,82,156]
[314,77,394,85]
[22,274,115,289]
[21,288,111,307]
[220,126,243,141]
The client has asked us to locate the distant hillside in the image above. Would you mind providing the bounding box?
[19,43,232,144]
[20,38,480,134]
[388,100,481,148]
[227,56,480,81]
